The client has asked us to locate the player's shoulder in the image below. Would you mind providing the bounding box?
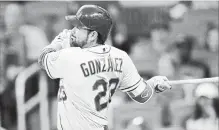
[109,46,134,65]
[110,45,128,58]
[60,47,82,54]
[56,47,83,59]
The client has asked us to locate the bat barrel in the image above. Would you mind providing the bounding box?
[168,77,219,85]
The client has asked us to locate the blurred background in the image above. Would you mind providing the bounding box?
[0,1,218,130]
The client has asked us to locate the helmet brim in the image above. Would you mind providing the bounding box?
[65,15,84,27]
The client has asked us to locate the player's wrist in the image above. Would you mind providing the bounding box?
[48,41,63,51]
[145,79,155,89]
[146,78,162,94]
[144,80,154,96]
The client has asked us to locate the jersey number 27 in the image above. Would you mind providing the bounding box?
[93,78,119,111]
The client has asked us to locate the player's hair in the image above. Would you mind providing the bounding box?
[97,32,104,45]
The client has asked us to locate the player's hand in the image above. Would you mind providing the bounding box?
[51,29,72,49]
[146,76,172,93]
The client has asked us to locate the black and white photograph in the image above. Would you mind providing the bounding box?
[0,1,218,130]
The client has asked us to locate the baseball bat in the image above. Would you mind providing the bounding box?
[168,77,219,85]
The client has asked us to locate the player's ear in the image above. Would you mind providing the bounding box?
[88,31,98,41]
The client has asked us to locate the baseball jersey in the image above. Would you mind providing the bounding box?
[43,44,141,130]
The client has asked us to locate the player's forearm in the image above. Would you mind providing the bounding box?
[128,76,172,103]
[38,36,64,69]
[127,80,154,104]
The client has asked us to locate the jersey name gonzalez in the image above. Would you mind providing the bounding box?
[80,57,123,77]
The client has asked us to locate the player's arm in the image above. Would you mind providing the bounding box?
[38,29,71,69]
[39,50,67,79]
[120,53,171,104]
[124,78,153,103]
[38,30,72,79]
[124,76,171,104]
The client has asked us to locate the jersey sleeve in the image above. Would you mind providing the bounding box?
[44,50,66,79]
[119,52,142,92]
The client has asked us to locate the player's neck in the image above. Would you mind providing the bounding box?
[82,41,101,49]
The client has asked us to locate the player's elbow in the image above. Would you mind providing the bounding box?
[38,48,56,69]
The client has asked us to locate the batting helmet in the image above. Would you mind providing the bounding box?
[65,5,113,44]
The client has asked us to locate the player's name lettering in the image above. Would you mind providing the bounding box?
[80,57,123,77]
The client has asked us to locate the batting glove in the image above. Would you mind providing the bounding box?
[51,29,72,49]
[146,76,172,93]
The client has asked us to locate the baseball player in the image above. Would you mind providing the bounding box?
[38,5,172,130]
